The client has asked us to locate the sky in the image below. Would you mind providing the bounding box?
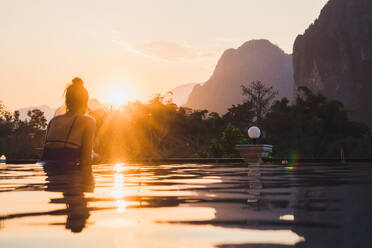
[0,0,328,110]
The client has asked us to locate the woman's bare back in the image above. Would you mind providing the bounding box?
[42,113,96,165]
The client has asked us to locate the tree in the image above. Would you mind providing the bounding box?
[223,102,255,132]
[263,98,297,156]
[209,123,249,158]
[0,102,13,137]
[241,81,278,124]
[263,87,372,158]
[0,102,48,159]
[27,109,47,130]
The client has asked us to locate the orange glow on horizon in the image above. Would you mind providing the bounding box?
[103,82,136,107]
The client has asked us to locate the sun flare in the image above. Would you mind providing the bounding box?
[107,88,129,107]
[105,82,135,107]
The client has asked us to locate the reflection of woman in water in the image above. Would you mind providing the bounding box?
[43,165,95,233]
[39,78,96,166]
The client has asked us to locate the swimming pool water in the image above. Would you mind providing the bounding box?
[0,162,371,248]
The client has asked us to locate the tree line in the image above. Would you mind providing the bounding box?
[1,81,371,160]
[0,104,47,159]
[93,81,372,160]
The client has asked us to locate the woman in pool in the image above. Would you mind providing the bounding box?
[40,78,96,166]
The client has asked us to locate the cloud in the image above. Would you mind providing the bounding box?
[112,39,171,62]
[134,40,191,61]
[215,37,239,43]
[113,39,215,62]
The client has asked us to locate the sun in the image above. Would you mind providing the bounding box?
[108,89,128,106]
[106,83,135,107]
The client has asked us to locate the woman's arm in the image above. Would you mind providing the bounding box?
[80,117,96,166]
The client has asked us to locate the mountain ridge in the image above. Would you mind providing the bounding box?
[170,83,197,106]
[185,39,294,113]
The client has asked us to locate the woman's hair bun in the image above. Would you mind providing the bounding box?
[65,77,89,113]
[72,77,84,86]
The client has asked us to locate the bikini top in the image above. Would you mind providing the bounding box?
[39,116,81,166]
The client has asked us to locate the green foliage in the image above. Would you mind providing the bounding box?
[193,151,208,158]
[0,102,47,159]
[96,94,226,160]
[209,138,223,158]
[27,109,47,130]
[263,87,372,157]
[209,123,249,158]
[222,102,255,132]
[2,82,372,161]
[96,93,252,160]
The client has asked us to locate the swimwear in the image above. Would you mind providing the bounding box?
[39,116,81,166]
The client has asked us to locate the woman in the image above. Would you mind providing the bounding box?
[39,78,96,166]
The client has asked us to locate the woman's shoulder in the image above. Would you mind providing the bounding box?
[79,114,96,127]
[50,114,95,125]
[80,115,96,132]
[81,114,96,122]
[49,115,63,124]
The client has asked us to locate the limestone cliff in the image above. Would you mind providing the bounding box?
[293,0,372,125]
[185,39,294,113]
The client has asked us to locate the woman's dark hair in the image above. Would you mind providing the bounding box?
[65,77,89,113]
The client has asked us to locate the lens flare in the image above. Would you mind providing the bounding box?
[286,150,300,171]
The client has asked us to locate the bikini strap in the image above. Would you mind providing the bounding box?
[44,117,55,146]
[64,116,79,148]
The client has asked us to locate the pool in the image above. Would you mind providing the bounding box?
[0,162,371,247]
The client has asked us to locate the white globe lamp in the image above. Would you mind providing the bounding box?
[248,126,261,144]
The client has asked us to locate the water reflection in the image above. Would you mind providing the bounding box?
[142,163,372,247]
[1,162,372,247]
[112,163,127,213]
[43,165,95,233]
[292,164,372,248]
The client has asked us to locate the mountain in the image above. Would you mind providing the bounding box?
[293,0,372,125]
[170,83,197,106]
[18,105,56,122]
[17,99,105,123]
[185,39,294,113]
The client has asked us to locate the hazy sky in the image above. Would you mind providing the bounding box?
[0,0,328,110]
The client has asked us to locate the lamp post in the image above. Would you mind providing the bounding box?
[248,126,261,144]
[236,126,272,164]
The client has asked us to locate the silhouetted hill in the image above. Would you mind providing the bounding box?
[19,99,106,122]
[18,105,56,122]
[293,0,372,125]
[185,39,294,113]
[170,83,197,106]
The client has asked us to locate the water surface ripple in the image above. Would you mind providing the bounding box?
[0,162,371,248]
